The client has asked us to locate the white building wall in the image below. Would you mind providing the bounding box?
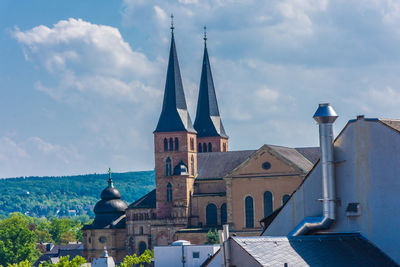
[264,119,400,263]
[154,244,220,267]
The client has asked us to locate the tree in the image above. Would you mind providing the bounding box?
[119,250,154,267]
[7,259,31,267]
[205,229,219,244]
[0,213,40,266]
[60,231,77,245]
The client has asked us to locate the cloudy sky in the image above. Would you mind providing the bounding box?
[1,0,400,177]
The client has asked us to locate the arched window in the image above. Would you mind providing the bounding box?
[264,191,273,217]
[175,137,179,151]
[206,203,218,226]
[245,196,254,228]
[139,226,144,235]
[208,143,212,152]
[282,194,290,205]
[169,138,173,151]
[223,143,227,152]
[198,143,202,153]
[203,143,207,152]
[167,183,172,202]
[165,157,172,176]
[138,241,147,255]
[164,138,168,151]
[221,203,227,225]
[190,155,194,176]
[190,138,194,151]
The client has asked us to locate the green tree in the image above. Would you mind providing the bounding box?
[205,229,219,244]
[119,250,154,267]
[60,231,76,245]
[49,218,72,244]
[7,259,31,267]
[0,213,40,266]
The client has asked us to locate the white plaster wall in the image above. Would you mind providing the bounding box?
[154,244,219,267]
[264,119,400,263]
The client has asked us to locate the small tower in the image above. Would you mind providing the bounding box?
[194,27,228,153]
[154,16,197,219]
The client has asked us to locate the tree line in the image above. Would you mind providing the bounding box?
[0,171,155,218]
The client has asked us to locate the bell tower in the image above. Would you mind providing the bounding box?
[154,17,197,220]
[194,27,228,153]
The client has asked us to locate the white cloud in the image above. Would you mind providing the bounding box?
[154,6,168,25]
[13,18,161,102]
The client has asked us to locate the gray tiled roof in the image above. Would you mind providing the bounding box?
[196,150,256,180]
[295,147,320,164]
[128,189,156,209]
[379,119,400,133]
[268,145,314,173]
[232,234,398,267]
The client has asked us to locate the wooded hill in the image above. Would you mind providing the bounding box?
[0,171,155,218]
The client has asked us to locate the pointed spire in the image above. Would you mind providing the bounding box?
[194,31,227,138]
[155,20,195,133]
[107,168,114,188]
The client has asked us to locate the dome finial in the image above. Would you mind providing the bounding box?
[203,26,207,47]
[108,168,114,188]
[170,14,175,34]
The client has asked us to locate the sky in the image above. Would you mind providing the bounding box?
[1,0,400,178]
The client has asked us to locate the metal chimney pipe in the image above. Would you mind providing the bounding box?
[289,103,338,236]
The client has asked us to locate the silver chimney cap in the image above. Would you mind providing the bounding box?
[313,103,338,124]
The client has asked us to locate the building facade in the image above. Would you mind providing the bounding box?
[83,27,318,261]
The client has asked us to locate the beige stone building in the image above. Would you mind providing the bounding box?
[82,28,318,261]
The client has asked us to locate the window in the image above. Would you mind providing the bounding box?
[208,143,212,152]
[193,252,200,259]
[99,236,106,243]
[262,162,271,170]
[223,143,227,152]
[190,155,194,176]
[169,138,173,151]
[167,183,172,202]
[139,226,144,235]
[165,157,172,176]
[198,143,202,153]
[264,191,273,217]
[282,194,290,205]
[245,196,254,228]
[203,143,207,152]
[164,138,168,151]
[175,137,179,151]
[138,241,147,255]
[206,203,218,226]
[221,203,227,225]
[190,138,194,151]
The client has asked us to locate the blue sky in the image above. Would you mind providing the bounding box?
[1,0,400,177]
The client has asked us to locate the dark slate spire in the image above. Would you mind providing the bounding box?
[194,30,227,138]
[154,17,195,133]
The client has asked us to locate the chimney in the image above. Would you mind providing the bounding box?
[289,103,338,236]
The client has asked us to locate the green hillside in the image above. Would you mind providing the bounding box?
[0,171,155,218]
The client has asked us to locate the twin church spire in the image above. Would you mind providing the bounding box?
[155,22,227,140]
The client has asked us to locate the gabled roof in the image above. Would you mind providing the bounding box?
[294,147,319,164]
[196,150,256,180]
[267,145,314,173]
[232,234,397,267]
[154,32,195,133]
[193,44,227,138]
[128,189,156,209]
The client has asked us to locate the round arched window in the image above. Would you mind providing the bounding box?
[262,162,271,170]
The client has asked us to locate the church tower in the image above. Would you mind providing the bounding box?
[154,19,197,220]
[194,28,228,153]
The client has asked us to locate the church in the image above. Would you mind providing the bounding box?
[82,24,319,262]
